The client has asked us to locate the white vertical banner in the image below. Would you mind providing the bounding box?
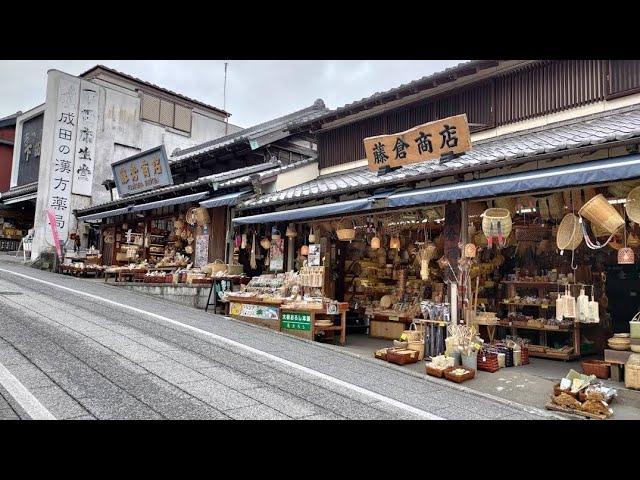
[71,81,99,196]
[47,76,80,243]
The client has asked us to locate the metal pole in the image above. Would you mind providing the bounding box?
[223,62,229,136]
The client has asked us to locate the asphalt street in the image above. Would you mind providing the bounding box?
[0,259,561,420]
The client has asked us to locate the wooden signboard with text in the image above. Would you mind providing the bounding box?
[364,114,471,171]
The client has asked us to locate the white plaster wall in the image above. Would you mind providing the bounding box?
[274,162,319,191]
[28,69,242,258]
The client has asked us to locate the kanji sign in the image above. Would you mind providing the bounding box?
[281,312,311,331]
[72,84,99,196]
[364,114,471,171]
[47,76,80,242]
[111,145,173,197]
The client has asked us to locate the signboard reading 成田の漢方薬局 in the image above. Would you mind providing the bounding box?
[111,145,173,197]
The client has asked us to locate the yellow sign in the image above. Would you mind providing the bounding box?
[364,114,472,171]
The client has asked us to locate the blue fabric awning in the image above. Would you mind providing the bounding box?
[77,207,131,221]
[200,189,251,209]
[232,197,376,225]
[130,191,209,213]
[388,155,640,208]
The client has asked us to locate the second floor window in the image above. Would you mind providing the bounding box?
[140,92,192,134]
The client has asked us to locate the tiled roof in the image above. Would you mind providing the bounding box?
[79,65,229,117]
[288,60,527,131]
[0,111,21,128]
[170,100,327,163]
[240,105,640,210]
[74,157,316,216]
[0,182,37,201]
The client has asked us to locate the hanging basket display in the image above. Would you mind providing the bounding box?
[481,208,512,247]
[285,224,297,238]
[371,236,381,249]
[271,228,282,241]
[556,213,583,251]
[300,244,309,256]
[618,247,635,264]
[308,226,316,243]
[389,236,401,250]
[336,220,356,241]
[578,194,625,235]
[260,237,271,250]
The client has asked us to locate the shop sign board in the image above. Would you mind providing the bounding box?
[363,114,471,171]
[281,311,311,331]
[47,76,81,243]
[112,145,173,197]
[71,82,100,197]
[229,302,280,321]
[308,244,321,266]
[269,238,284,271]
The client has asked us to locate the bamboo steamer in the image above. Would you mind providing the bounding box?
[578,194,625,235]
[625,186,640,224]
[556,213,583,251]
[481,208,513,239]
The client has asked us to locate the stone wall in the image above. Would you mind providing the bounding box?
[112,283,212,310]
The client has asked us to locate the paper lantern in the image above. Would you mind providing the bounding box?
[301,245,309,256]
[618,247,635,264]
[389,236,401,250]
[371,236,380,249]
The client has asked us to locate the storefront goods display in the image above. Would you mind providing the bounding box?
[547,369,615,418]
[443,366,475,383]
[625,186,640,223]
[386,348,419,365]
[579,194,625,236]
[626,354,640,389]
[476,348,500,372]
[336,220,356,241]
[556,213,582,252]
[607,336,631,350]
[481,208,512,247]
[426,354,455,377]
[581,360,611,379]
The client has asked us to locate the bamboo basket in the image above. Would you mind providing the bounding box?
[556,213,583,251]
[578,194,625,235]
[548,193,565,220]
[625,186,640,224]
[481,208,512,242]
[336,220,356,241]
[407,340,425,360]
[626,362,640,389]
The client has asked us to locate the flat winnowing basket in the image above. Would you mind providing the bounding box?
[557,213,583,251]
[626,186,640,224]
[579,194,625,235]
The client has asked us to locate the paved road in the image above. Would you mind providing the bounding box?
[0,259,560,420]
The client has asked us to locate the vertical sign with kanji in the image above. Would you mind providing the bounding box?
[48,76,80,242]
[71,83,99,196]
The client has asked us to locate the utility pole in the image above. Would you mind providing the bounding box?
[223,62,229,135]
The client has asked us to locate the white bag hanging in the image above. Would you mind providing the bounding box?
[588,285,600,323]
[563,285,577,319]
[577,287,590,323]
[556,285,565,321]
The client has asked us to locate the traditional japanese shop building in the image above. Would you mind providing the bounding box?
[231,60,640,356]
[1,65,240,258]
[72,100,327,267]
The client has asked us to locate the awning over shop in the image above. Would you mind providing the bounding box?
[77,207,131,221]
[130,191,209,213]
[199,189,251,209]
[232,197,376,225]
[387,155,640,208]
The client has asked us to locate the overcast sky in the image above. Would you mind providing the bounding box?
[0,60,465,128]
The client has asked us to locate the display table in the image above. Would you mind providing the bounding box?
[226,297,284,331]
[281,302,348,346]
[226,297,348,345]
[204,276,251,313]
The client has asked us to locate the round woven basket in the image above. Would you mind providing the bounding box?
[626,186,640,224]
[336,220,355,241]
[556,213,583,251]
[481,208,513,239]
[579,194,625,235]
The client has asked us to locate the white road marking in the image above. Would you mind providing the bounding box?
[0,362,56,420]
[0,267,442,420]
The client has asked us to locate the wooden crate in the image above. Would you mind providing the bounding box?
[369,319,406,340]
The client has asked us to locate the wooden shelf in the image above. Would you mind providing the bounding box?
[529,350,580,360]
[502,302,555,308]
[509,323,573,332]
[503,281,560,286]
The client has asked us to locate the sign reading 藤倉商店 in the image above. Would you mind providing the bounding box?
[363,114,472,171]
[111,145,173,197]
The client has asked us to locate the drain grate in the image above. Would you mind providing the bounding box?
[0,292,23,295]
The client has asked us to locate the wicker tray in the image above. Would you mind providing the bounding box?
[374,349,389,361]
[444,366,476,383]
[581,360,611,379]
[426,364,446,378]
[387,349,419,365]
